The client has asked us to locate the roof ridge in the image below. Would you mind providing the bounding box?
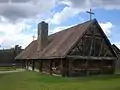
[15,19,97,59]
[49,19,96,37]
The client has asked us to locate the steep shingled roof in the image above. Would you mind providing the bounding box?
[112,44,120,57]
[15,19,101,59]
[15,40,37,59]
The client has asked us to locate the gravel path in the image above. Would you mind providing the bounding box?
[0,69,25,74]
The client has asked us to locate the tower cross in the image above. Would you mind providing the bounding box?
[86,9,94,20]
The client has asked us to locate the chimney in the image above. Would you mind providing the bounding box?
[37,21,48,51]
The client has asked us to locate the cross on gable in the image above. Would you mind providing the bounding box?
[86,9,95,20]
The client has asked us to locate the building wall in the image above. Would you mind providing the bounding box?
[115,54,120,69]
[67,59,114,77]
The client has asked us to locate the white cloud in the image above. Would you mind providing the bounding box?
[0,17,37,49]
[0,0,119,49]
[0,0,55,22]
[0,33,33,49]
[49,0,120,25]
[49,25,72,34]
[100,22,113,37]
[58,0,120,10]
[0,0,56,49]
[50,7,81,25]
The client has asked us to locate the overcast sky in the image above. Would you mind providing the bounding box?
[0,0,120,49]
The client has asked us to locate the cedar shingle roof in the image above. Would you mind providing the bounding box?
[15,19,97,59]
[15,40,37,59]
[112,44,120,57]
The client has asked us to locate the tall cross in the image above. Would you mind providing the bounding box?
[86,9,95,20]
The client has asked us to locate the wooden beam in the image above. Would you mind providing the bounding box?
[39,60,42,72]
[26,60,28,70]
[93,37,95,56]
[49,60,53,75]
[80,38,84,56]
[104,50,109,56]
[100,60,103,74]
[60,59,64,77]
[111,60,115,74]
[84,35,92,38]
[84,34,103,39]
[86,59,89,76]
[68,60,73,76]
[76,46,82,53]
[32,60,35,71]
[89,35,94,56]
[104,50,112,57]
[98,39,104,56]
[95,36,103,39]
[67,55,117,60]
[80,37,85,56]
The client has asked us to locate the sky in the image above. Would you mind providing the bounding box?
[0,0,120,49]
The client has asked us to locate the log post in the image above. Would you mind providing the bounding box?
[86,59,89,76]
[61,58,65,77]
[39,60,42,72]
[111,60,115,74]
[26,60,28,70]
[100,60,103,74]
[89,35,94,56]
[49,60,53,75]
[68,60,73,76]
[98,39,104,56]
[32,60,35,71]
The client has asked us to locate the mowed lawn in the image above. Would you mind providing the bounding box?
[0,71,120,90]
[0,67,16,71]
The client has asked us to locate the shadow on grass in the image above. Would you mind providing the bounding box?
[74,74,120,81]
[28,72,120,83]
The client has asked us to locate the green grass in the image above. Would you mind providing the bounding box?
[0,67,16,71]
[0,71,120,90]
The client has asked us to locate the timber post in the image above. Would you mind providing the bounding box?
[39,60,42,72]
[61,58,65,77]
[86,59,89,76]
[49,60,53,75]
[112,60,115,74]
[32,60,35,71]
[68,59,73,76]
[100,60,103,74]
[26,60,28,70]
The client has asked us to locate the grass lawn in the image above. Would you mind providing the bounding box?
[0,71,120,90]
[0,67,16,71]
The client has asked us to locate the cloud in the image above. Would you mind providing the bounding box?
[100,22,113,37]
[0,0,55,22]
[0,17,37,49]
[0,0,118,49]
[50,6,83,25]
[0,33,33,49]
[49,0,120,25]
[0,0,56,49]
[58,0,120,10]
[49,4,87,25]
[49,25,74,34]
